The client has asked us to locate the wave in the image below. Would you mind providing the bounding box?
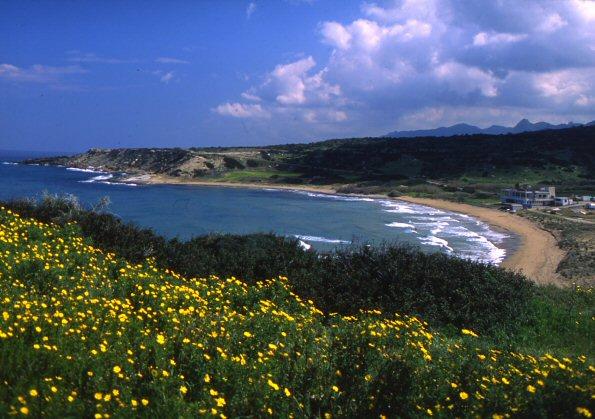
[418,235,453,252]
[295,191,375,202]
[456,244,506,265]
[434,225,507,264]
[80,174,114,183]
[294,235,351,244]
[77,174,138,187]
[380,200,448,216]
[386,222,416,229]
[380,202,417,214]
[102,181,138,187]
[1,161,18,165]
[66,167,105,174]
[410,215,459,222]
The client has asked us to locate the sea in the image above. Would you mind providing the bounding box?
[0,150,518,265]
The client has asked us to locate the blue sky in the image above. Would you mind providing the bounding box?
[1,0,594,152]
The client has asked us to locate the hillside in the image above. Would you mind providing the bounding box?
[0,205,593,417]
[26,125,595,199]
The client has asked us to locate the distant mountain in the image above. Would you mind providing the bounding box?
[384,119,593,138]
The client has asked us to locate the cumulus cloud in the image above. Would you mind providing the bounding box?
[216,0,595,139]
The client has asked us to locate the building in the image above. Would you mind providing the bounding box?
[554,197,573,206]
[500,186,555,207]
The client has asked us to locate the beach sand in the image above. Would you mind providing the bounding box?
[122,174,566,286]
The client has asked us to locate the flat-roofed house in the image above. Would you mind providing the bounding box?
[500,186,555,207]
[554,197,573,206]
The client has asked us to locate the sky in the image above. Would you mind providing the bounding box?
[1,0,594,152]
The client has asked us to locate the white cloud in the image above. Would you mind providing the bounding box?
[246,2,257,19]
[0,63,87,83]
[434,61,499,97]
[241,91,262,101]
[320,22,352,50]
[322,18,431,53]
[270,57,317,104]
[260,56,341,105]
[533,69,591,100]
[538,13,567,33]
[472,31,527,47]
[160,71,175,83]
[156,57,189,64]
[214,102,270,118]
[571,0,595,22]
[575,95,592,106]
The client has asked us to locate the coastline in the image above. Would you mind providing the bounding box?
[121,174,566,286]
[398,196,566,287]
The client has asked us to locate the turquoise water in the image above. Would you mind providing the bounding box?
[0,151,517,263]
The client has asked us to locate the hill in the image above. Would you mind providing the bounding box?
[25,126,595,196]
[384,119,593,138]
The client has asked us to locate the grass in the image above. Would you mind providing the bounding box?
[0,206,594,417]
[217,169,302,183]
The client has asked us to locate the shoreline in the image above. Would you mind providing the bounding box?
[398,196,566,287]
[121,174,566,286]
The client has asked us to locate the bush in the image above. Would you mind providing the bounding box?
[289,245,533,336]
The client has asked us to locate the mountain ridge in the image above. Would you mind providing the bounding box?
[385,119,595,138]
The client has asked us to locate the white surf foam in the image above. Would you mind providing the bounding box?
[102,181,138,187]
[294,235,351,244]
[66,167,105,174]
[80,174,114,183]
[419,235,453,252]
[1,161,18,165]
[438,225,507,264]
[386,222,416,229]
[301,191,375,202]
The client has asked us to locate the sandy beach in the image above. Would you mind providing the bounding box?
[123,174,566,286]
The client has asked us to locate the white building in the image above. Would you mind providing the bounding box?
[554,197,573,206]
[500,186,555,207]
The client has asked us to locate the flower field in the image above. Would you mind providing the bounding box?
[0,206,592,418]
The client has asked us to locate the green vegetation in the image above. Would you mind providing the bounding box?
[0,204,593,418]
[218,169,302,183]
